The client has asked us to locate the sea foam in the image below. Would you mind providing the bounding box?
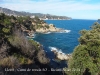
[49,46,72,60]
[44,29,71,34]
[44,32,51,34]
[64,30,71,33]
[49,46,66,55]
[59,29,71,33]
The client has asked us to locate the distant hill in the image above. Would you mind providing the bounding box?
[0,7,72,20]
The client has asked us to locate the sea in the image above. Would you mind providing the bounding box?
[33,19,97,68]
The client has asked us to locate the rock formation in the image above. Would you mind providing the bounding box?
[35,24,62,33]
[51,49,72,60]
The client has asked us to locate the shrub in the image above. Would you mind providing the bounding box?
[0,43,9,59]
[28,40,40,51]
[0,56,20,68]
[68,22,100,75]
[45,25,49,29]
[37,50,50,64]
[13,53,33,65]
[8,30,35,57]
[2,28,10,34]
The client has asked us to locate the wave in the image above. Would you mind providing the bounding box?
[44,29,71,34]
[44,32,51,34]
[49,46,66,55]
[49,47,58,51]
[59,29,71,33]
[64,30,71,33]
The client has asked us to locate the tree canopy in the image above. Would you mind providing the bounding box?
[68,22,100,75]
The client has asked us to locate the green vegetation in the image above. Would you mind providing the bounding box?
[0,13,49,69]
[35,24,44,29]
[45,25,49,29]
[66,22,100,75]
[28,39,40,51]
[13,53,33,65]
[0,56,20,68]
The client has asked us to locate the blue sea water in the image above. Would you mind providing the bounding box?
[33,19,96,68]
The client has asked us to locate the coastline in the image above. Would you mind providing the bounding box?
[27,22,71,61]
[27,23,71,38]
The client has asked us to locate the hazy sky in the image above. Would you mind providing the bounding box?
[0,0,100,19]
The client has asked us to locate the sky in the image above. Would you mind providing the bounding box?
[0,0,100,19]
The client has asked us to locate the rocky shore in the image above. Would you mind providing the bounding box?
[50,47,72,61]
[27,23,70,38]
[20,15,71,61]
[35,24,64,33]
